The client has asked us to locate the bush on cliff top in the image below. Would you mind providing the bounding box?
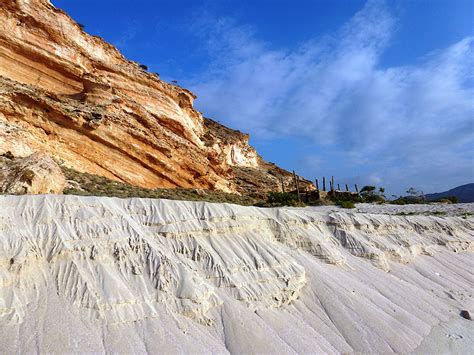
[265,191,305,207]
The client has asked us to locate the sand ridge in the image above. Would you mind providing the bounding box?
[0,195,473,353]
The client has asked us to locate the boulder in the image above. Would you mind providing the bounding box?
[0,152,66,194]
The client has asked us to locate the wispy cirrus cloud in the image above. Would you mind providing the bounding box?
[113,20,140,49]
[186,1,474,193]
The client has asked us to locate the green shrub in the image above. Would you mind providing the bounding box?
[364,194,385,203]
[360,185,386,203]
[389,196,424,205]
[431,196,459,204]
[390,198,406,205]
[360,186,376,194]
[339,200,356,209]
[266,192,303,207]
[447,196,459,203]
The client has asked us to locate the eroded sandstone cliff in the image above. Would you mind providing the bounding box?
[0,0,311,194]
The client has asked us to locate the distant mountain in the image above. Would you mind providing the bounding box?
[425,183,474,203]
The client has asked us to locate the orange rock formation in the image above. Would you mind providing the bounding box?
[0,0,311,193]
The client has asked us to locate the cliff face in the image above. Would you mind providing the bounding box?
[203,118,313,195]
[0,0,308,193]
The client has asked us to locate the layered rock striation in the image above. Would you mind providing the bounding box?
[0,0,311,194]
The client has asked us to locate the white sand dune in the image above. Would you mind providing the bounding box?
[0,195,473,353]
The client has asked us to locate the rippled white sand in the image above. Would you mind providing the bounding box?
[0,195,472,353]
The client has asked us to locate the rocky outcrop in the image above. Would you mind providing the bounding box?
[203,118,314,195]
[0,195,473,353]
[0,0,313,194]
[0,152,65,194]
[203,118,259,168]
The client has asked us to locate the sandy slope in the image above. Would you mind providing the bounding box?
[354,202,474,217]
[0,195,473,353]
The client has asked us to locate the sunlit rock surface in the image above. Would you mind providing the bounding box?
[0,195,472,353]
[0,152,65,194]
[0,0,310,193]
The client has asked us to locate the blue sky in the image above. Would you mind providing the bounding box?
[52,0,473,196]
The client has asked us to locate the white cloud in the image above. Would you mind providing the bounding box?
[186,0,474,193]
